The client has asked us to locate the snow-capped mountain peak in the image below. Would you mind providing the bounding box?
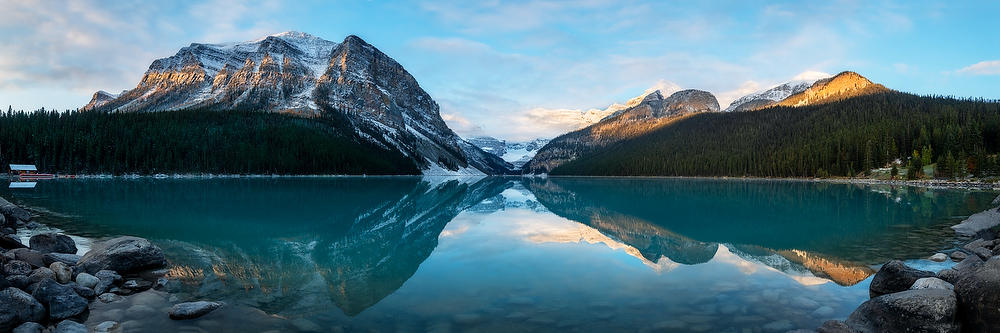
[81,32,512,176]
[723,76,828,112]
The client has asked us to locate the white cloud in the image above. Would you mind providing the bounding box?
[957,60,1000,76]
[792,71,832,82]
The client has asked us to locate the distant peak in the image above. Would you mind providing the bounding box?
[342,34,369,45]
[776,70,889,107]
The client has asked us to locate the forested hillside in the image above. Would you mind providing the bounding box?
[0,110,419,175]
[551,92,1000,178]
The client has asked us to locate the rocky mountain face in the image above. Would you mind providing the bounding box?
[82,31,512,175]
[776,71,889,108]
[467,136,551,169]
[524,89,719,174]
[723,79,821,112]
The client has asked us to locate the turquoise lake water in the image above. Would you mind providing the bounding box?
[2,177,995,332]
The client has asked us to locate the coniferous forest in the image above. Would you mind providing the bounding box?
[552,92,1000,178]
[0,109,419,175]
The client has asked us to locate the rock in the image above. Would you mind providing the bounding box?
[71,284,95,298]
[845,289,958,333]
[954,256,1000,331]
[817,320,853,333]
[153,277,168,290]
[910,277,954,291]
[43,253,81,266]
[75,273,99,289]
[968,246,993,260]
[52,320,87,333]
[869,260,936,297]
[950,251,968,262]
[50,262,72,284]
[812,306,835,318]
[4,260,32,276]
[0,275,9,290]
[168,301,222,320]
[953,254,984,273]
[31,278,89,320]
[761,319,793,332]
[929,253,948,262]
[94,321,121,333]
[94,270,122,294]
[0,234,26,250]
[0,287,46,332]
[98,292,123,303]
[6,275,29,290]
[27,267,54,284]
[0,196,31,222]
[938,269,960,284]
[123,279,152,292]
[8,249,45,268]
[28,233,77,254]
[78,236,165,274]
[952,208,1000,236]
[12,322,43,333]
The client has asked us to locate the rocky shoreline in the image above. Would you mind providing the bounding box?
[1,196,221,332]
[812,196,1000,332]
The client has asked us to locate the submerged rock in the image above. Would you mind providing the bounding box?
[31,278,89,320]
[817,320,853,333]
[78,236,165,274]
[12,322,43,333]
[846,289,959,333]
[52,320,87,333]
[954,256,1000,331]
[28,233,77,254]
[94,321,121,333]
[869,260,935,297]
[0,287,46,332]
[168,301,222,320]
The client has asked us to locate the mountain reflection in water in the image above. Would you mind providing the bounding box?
[3,177,995,332]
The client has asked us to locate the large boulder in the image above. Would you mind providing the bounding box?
[869,260,936,297]
[42,253,81,267]
[0,196,31,222]
[954,256,1000,331]
[0,287,46,332]
[846,289,959,333]
[12,322,43,333]
[78,237,165,274]
[28,233,77,254]
[911,277,954,291]
[168,301,222,319]
[30,278,89,320]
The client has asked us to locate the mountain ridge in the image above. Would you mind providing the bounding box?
[81,31,512,175]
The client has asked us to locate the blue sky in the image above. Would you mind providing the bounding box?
[1,0,998,140]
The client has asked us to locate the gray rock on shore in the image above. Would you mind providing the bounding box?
[31,278,89,320]
[910,277,954,291]
[28,233,77,254]
[0,287,46,331]
[869,260,936,298]
[953,256,1000,331]
[78,236,166,274]
[12,322,43,333]
[846,289,959,333]
[52,320,87,333]
[168,301,222,320]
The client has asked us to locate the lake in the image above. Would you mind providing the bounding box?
[2,177,995,332]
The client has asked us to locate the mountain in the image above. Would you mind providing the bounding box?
[776,71,889,107]
[723,79,821,112]
[524,89,720,173]
[467,136,551,169]
[81,31,511,175]
[548,76,1000,178]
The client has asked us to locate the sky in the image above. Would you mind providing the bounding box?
[1,0,999,141]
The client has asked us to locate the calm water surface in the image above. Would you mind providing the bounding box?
[2,177,995,332]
